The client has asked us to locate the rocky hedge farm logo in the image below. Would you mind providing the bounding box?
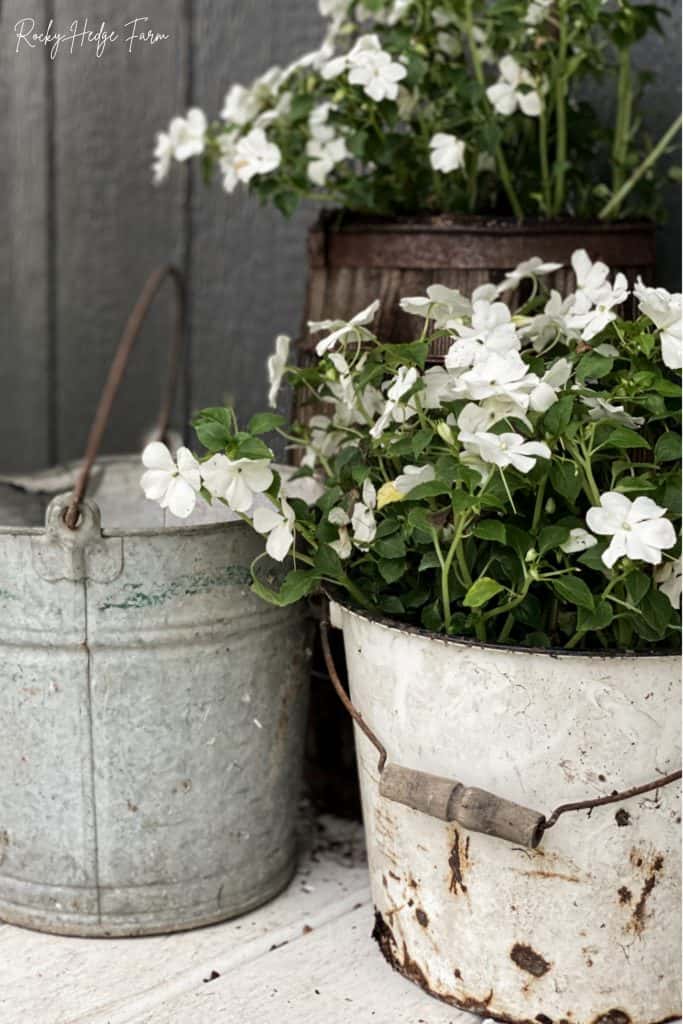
[13,16,171,59]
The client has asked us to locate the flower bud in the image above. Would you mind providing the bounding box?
[436,421,456,446]
[525,548,538,563]
[545,497,556,515]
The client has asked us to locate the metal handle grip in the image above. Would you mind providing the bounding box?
[379,764,546,849]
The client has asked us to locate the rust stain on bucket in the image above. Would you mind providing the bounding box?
[448,828,468,895]
[510,943,551,977]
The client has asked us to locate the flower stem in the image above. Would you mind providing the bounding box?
[552,0,569,215]
[539,107,552,216]
[599,113,683,220]
[463,0,524,220]
[611,49,632,194]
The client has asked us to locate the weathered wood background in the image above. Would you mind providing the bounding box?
[0,0,680,472]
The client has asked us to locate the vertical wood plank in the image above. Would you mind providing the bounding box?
[190,1,324,431]
[633,3,682,291]
[0,0,51,471]
[53,0,189,462]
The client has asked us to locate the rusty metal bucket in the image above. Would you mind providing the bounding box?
[0,269,312,936]
[327,602,681,1023]
[300,213,656,355]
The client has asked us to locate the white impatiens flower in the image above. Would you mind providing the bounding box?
[370,365,420,438]
[571,249,611,304]
[267,334,290,408]
[253,497,295,561]
[168,108,207,161]
[567,273,629,341]
[140,442,201,519]
[429,133,466,174]
[394,464,436,494]
[449,299,520,359]
[300,414,346,469]
[458,425,551,474]
[307,134,349,186]
[309,299,380,356]
[458,351,537,411]
[498,257,563,293]
[522,289,577,352]
[400,285,471,328]
[561,528,598,554]
[486,56,542,117]
[420,366,463,408]
[328,507,353,559]
[221,83,262,126]
[346,39,407,102]
[655,558,683,608]
[152,131,173,184]
[528,357,572,412]
[201,454,274,514]
[524,0,552,25]
[581,395,644,429]
[217,132,240,193]
[634,278,683,371]
[233,128,282,183]
[351,479,377,546]
[586,492,677,568]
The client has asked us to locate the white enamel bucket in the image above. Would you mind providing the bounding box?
[330,601,681,1024]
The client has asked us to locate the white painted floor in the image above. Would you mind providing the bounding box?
[0,815,475,1024]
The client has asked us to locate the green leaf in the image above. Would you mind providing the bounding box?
[506,525,533,560]
[640,588,673,636]
[605,427,651,450]
[543,396,575,436]
[380,595,405,615]
[378,559,405,583]
[404,481,451,501]
[193,407,233,451]
[314,544,344,579]
[577,599,614,633]
[550,460,582,503]
[234,434,274,461]
[576,353,614,382]
[538,525,570,555]
[247,412,286,435]
[654,432,682,463]
[473,520,507,544]
[551,575,595,611]
[463,577,505,608]
[375,535,407,559]
[625,570,651,607]
[418,550,442,572]
[383,340,430,369]
[251,570,319,607]
[411,428,434,457]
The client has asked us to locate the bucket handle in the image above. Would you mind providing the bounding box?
[320,618,681,849]
[63,265,186,530]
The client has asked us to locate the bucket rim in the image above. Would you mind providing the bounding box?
[0,453,256,539]
[331,595,681,661]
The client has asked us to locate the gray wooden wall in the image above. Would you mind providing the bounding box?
[0,0,680,473]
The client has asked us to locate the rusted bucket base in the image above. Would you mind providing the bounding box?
[0,856,297,938]
[372,909,678,1024]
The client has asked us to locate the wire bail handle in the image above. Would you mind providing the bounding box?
[320,615,681,849]
[64,265,186,531]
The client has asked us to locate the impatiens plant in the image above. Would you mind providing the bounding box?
[153,0,680,220]
[142,251,682,652]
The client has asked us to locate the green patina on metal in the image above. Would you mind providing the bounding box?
[98,565,252,611]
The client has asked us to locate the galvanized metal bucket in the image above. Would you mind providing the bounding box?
[328,602,681,1023]
[0,269,311,936]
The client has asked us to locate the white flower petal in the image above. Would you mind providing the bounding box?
[142,441,176,472]
[164,476,198,519]
[141,468,172,501]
